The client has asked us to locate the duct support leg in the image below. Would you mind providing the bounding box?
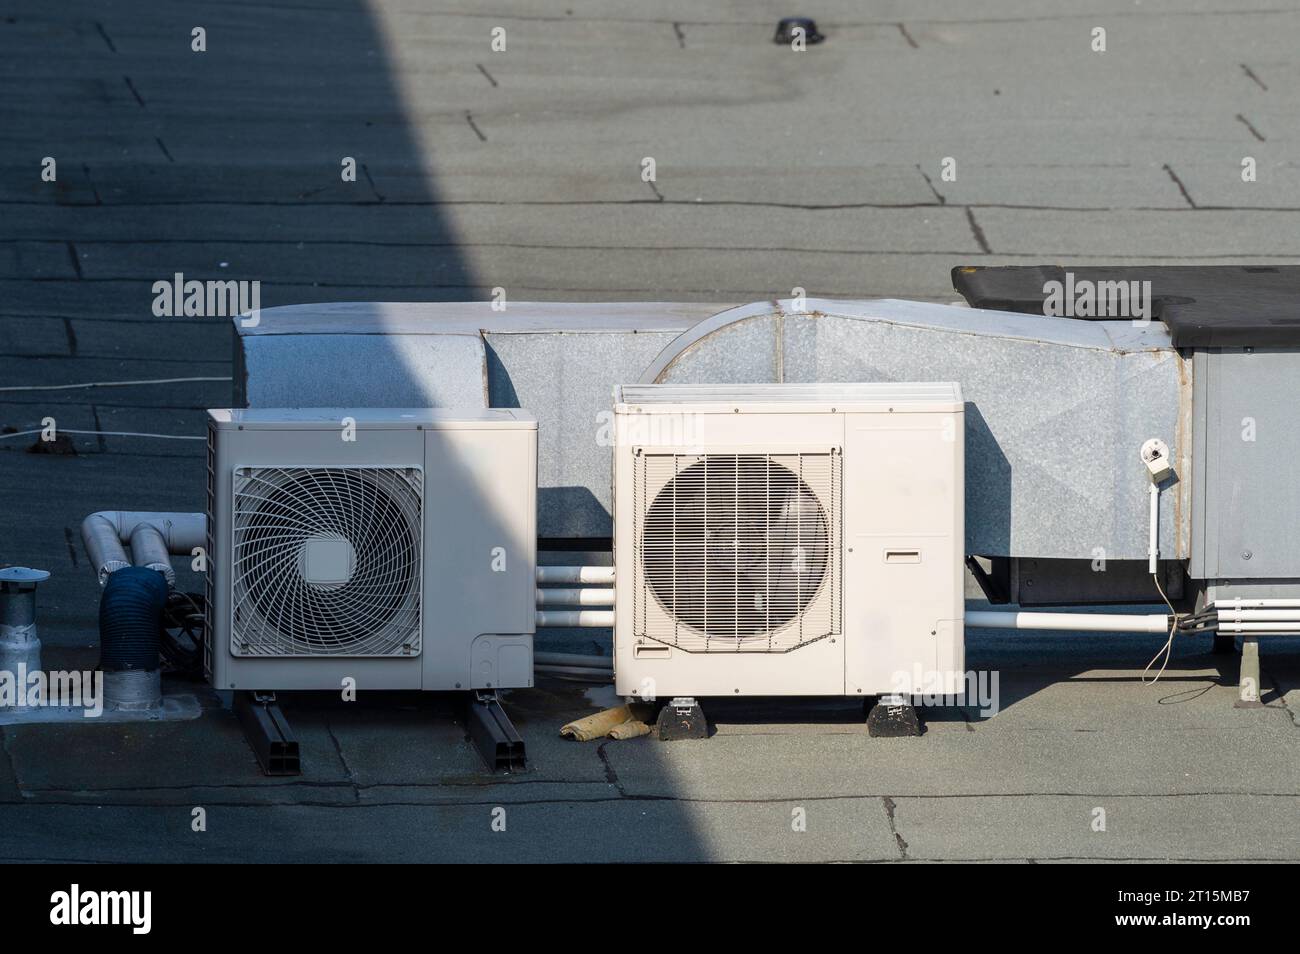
[867,694,923,737]
[234,691,301,775]
[1235,636,1264,709]
[466,691,527,772]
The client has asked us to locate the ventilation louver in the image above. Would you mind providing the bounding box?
[230,466,423,657]
[633,451,841,652]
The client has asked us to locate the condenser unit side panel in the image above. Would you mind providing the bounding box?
[842,409,965,696]
[611,412,637,695]
[422,425,538,690]
[207,418,232,688]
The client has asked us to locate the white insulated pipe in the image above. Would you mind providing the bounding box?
[536,587,614,607]
[1205,601,1300,633]
[1218,622,1300,633]
[81,512,207,586]
[1148,483,1159,574]
[536,609,615,628]
[1212,599,1300,609]
[1215,609,1300,621]
[81,518,131,582]
[534,566,616,612]
[129,523,177,588]
[966,611,1171,634]
[535,565,615,585]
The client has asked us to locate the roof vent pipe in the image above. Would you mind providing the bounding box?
[0,568,50,705]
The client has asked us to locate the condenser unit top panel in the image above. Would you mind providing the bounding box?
[207,407,536,430]
[616,382,962,414]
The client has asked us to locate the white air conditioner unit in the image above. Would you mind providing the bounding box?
[612,383,964,701]
[205,408,537,692]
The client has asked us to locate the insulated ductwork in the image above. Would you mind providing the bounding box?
[81,512,207,587]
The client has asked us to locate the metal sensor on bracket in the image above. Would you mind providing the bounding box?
[1140,438,1171,483]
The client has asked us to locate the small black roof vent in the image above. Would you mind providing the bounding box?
[774,17,824,45]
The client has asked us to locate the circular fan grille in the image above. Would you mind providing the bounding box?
[641,455,829,639]
[232,467,422,656]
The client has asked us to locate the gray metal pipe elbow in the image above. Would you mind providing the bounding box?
[80,512,208,588]
[81,513,131,585]
[128,523,176,589]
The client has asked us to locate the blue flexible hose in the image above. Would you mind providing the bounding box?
[98,565,166,671]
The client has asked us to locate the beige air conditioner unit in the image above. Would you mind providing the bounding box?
[205,408,537,693]
[612,383,964,701]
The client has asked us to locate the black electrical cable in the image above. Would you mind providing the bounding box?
[1176,609,1219,632]
[159,590,206,677]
